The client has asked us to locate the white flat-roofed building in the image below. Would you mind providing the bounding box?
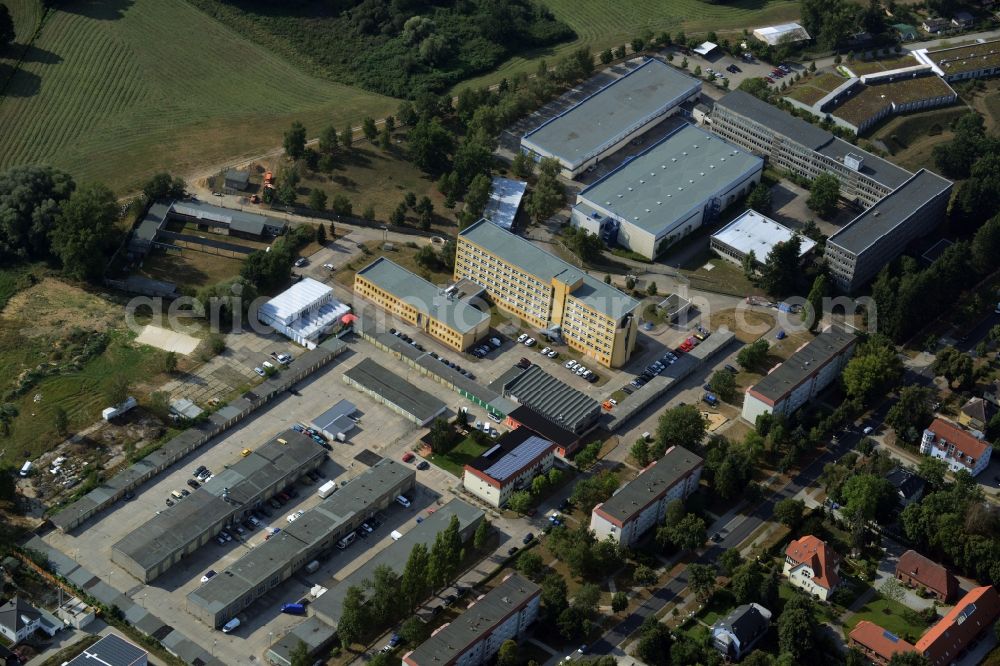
[258,277,351,349]
[571,124,763,260]
[752,23,811,45]
[711,210,816,267]
[462,429,556,507]
[521,58,701,178]
[590,446,703,546]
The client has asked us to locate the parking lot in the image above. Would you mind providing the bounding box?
[40,332,498,664]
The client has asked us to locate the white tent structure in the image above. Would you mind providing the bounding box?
[258,278,350,348]
[752,23,811,45]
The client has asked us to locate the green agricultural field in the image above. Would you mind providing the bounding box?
[457,0,801,91]
[0,0,396,193]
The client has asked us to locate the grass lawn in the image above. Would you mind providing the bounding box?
[427,436,490,477]
[335,240,455,289]
[868,106,967,171]
[847,597,930,640]
[0,0,395,194]
[138,247,246,291]
[707,308,775,343]
[455,0,801,92]
[291,141,459,232]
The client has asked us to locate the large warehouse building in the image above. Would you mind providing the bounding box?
[456,219,640,368]
[354,257,490,352]
[590,446,703,546]
[571,124,764,259]
[492,364,602,437]
[403,574,541,666]
[342,358,447,426]
[258,277,351,349]
[111,430,324,582]
[186,460,415,628]
[824,169,953,291]
[742,327,857,423]
[521,58,701,178]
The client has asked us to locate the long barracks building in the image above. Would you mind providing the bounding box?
[456,219,640,368]
[710,91,952,291]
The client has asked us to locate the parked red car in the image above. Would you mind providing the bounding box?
[402,452,415,463]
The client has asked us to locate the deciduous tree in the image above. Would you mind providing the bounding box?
[50,183,121,281]
[654,404,706,457]
[737,339,769,370]
[807,172,840,218]
[687,563,717,601]
[284,121,307,160]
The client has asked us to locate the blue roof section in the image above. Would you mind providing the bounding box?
[459,219,640,320]
[481,434,554,481]
[522,58,701,170]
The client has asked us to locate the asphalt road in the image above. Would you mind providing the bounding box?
[588,432,861,654]
[956,311,1000,353]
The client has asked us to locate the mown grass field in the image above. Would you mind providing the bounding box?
[0,0,396,193]
[457,0,801,91]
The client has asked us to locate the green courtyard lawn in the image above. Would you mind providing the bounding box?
[426,436,491,477]
[847,597,931,642]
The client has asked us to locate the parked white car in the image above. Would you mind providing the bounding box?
[517,334,528,343]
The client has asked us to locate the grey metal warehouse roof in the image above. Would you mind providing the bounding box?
[596,446,703,523]
[522,58,701,169]
[311,399,357,437]
[714,91,911,189]
[405,574,540,664]
[170,199,283,236]
[343,358,446,424]
[112,430,321,572]
[459,219,640,320]
[577,125,763,235]
[750,327,857,402]
[312,499,483,627]
[188,461,414,617]
[495,364,601,434]
[357,257,489,333]
[267,617,337,666]
[827,169,952,254]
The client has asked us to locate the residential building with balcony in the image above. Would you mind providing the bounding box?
[920,418,992,477]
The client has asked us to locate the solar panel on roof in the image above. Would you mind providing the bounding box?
[481,435,553,481]
[883,630,900,642]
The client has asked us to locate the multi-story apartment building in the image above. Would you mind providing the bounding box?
[711,90,912,208]
[590,446,703,546]
[462,429,556,508]
[403,574,541,666]
[354,257,490,352]
[783,535,841,601]
[741,327,857,424]
[456,219,640,368]
[824,170,952,291]
[920,418,993,477]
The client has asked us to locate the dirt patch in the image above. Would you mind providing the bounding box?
[135,325,200,354]
[2,278,122,337]
[708,308,775,343]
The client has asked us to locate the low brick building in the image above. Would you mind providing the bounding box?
[895,550,958,602]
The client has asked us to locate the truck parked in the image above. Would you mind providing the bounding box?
[19,461,32,477]
[318,480,337,499]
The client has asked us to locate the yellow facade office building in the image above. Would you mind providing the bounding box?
[456,219,640,368]
[354,257,490,352]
